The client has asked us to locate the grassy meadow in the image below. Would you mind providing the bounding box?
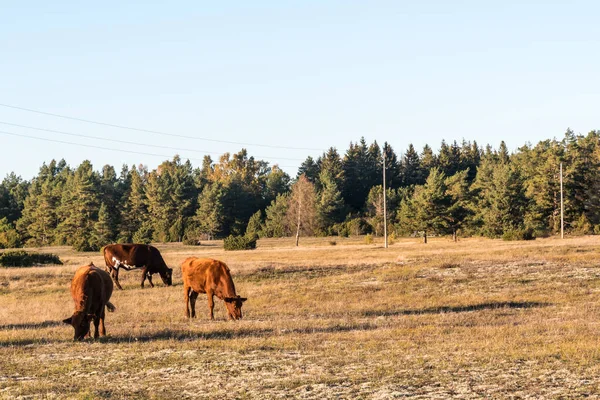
[1,236,600,398]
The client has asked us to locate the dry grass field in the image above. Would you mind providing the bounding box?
[1,235,600,399]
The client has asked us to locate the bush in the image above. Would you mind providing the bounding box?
[183,236,201,246]
[572,213,593,235]
[329,240,337,246]
[387,232,396,245]
[0,250,62,267]
[223,235,257,251]
[364,234,373,244]
[502,227,535,241]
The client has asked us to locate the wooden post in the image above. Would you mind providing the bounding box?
[560,162,564,239]
[383,150,388,249]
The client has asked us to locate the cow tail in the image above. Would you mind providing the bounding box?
[106,302,116,312]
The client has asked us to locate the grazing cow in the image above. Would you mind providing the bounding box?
[181,257,247,320]
[103,244,173,290]
[63,263,116,341]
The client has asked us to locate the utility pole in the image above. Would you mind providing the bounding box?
[383,149,388,248]
[560,162,564,239]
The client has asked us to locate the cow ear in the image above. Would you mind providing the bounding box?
[224,297,234,303]
[239,297,247,302]
[62,317,72,325]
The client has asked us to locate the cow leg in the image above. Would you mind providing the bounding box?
[111,268,123,290]
[146,271,154,288]
[93,316,100,339]
[207,290,215,320]
[100,308,107,336]
[184,286,191,318]
[190,291,199,318]
[140,267,148,288]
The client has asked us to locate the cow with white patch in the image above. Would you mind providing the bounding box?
[103,244,173,290]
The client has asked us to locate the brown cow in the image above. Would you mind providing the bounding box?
[181,257,247,320]
[103,244,173,290]
[62,263,116,340]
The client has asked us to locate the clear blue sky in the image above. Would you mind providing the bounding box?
[1,1,599,180]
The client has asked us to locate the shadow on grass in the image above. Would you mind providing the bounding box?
[0,320,63,330]
[100,322,379,343]
[362,301,550,317]
[100,327,275,343]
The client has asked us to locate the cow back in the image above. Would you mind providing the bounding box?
[104,244,170,273]
[181,257,236,298]
[71,264,113,313]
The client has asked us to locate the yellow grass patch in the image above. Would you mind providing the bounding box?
[1,236,600,398]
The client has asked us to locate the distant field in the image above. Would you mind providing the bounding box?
[1,236,600,399]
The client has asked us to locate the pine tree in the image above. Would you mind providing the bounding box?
[297,156,320,183]
[56,161,101,250]
[397,168,450,243]
[382,142,402,189]
[245,210,263,238]
[401,144,424,186]
[92,202,113,248]
[194,182,224,240]
[262,194,290,238]
[0,173,29,224]
[477,163,528,238]
[445,169,472,241]
[316,171,346,235]
[17,161,67,246]
[118,166,148,243]
[420,144,437,182]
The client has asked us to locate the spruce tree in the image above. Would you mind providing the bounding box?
[118,166,148,243]
[194,182,224,240]
[92,202,113,248]
[397,168,450,243]
[56,161,101,250]
[316,171,346,235]
[262,193,290,238]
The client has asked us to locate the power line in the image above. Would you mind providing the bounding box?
[0,130,299,169]
[0,121,305,162]
[0,103,324,151]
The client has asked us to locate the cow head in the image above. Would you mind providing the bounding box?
[160,267,173,286]
[224,295,247,320]
[62,311,93,341]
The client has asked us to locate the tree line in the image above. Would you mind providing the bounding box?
[1,130,599,250]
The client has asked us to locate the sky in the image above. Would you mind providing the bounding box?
[1,0,599,180]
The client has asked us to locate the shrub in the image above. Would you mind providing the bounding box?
[572,213,593,235]
[224,235,257,251]
[502,227,535,241]
[387,232,396,245]
[329,240,337,246]
[183,236,201,246]
[364,234,373,244]
[0,250,62,267]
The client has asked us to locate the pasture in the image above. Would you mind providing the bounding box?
[1,236,600,399]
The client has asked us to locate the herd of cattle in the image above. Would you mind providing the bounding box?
[62,243,247,340]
